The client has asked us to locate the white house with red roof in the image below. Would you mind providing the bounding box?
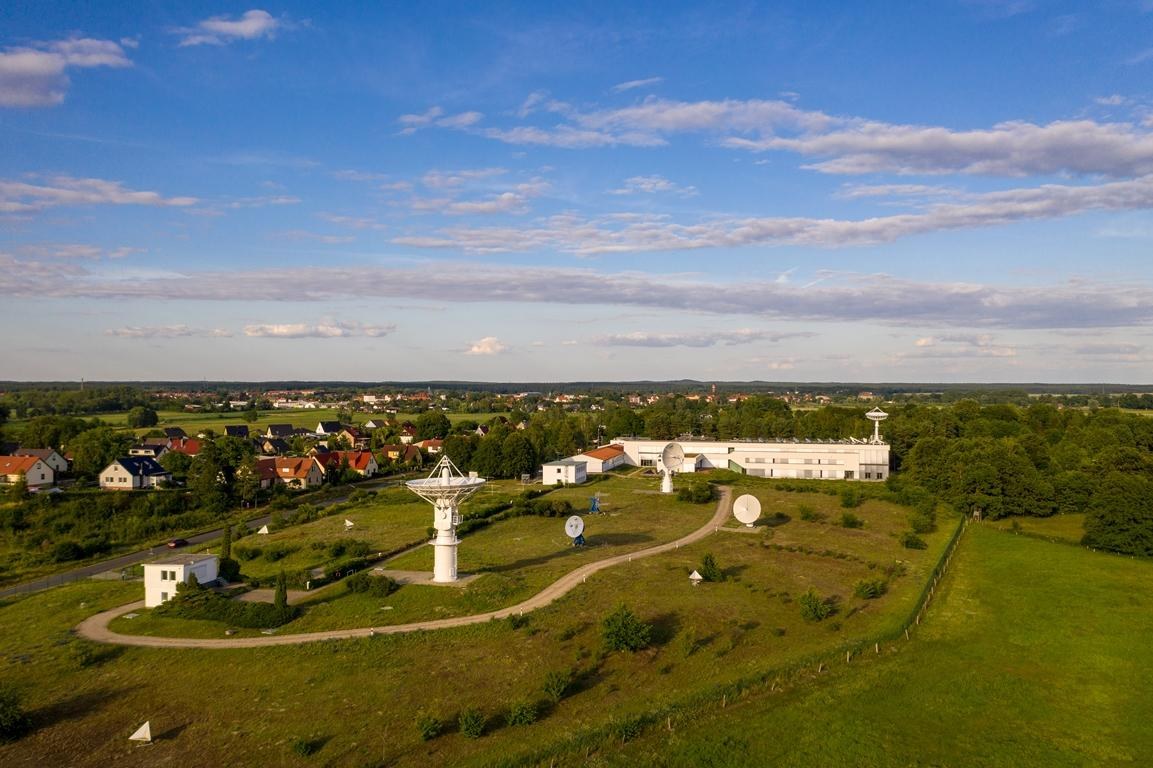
[0,456,55,489]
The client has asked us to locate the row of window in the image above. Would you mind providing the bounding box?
[158,569,178,581]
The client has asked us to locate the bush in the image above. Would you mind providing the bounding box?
[798,588,835,622]
[602,604,652,652]
[0,685,31,743]
[542,668,572,703]
[909,510,937,534]
[853,578,888,599]
[218,557,241,583]
[52,540,85,563]
[415,713,442,741]
[458,707,486,738]
[155,586,298,628]
[840,512,864,529]
[612,716,645,743]
[900,531,928,549]
[235,545,262,561]
[344,571,399,598]
[699,552,723,582]
[291,737,323,757]
[798,504,825,522]
[840,488,864,508]
[506,700,538,726]
[677,482,714,503]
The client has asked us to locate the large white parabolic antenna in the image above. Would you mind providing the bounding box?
[659,441,685,494]
[732,494,762,527]
[406,455,486,582]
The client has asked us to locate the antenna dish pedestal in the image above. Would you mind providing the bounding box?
[659,442,685,495]
[406,456,485,583]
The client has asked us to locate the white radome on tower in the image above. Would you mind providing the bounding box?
[405,455,486,582]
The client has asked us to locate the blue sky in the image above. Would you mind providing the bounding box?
[2,1,1153,383]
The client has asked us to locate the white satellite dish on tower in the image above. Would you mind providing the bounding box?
[405,456,486,582]
[866,407,889,444]
[733,494,762,527]
[659,442,685,494]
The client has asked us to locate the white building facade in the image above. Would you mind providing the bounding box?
[611,438,891,481]
[542,459,588,486]
[143,554,219,608]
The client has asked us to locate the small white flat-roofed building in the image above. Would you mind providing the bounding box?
[143,553,219,608]
[611,437,890,481]
[542,458,588,486]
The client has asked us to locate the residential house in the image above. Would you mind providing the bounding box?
[315,421,344,435]
[363,419,389,430]
[399,423,417,444]
[129,444,168,458]
[415,438,443,455]
[100,457,172,490]
[268,457,325,489]
[224,425,250,438]
[339,427,369,449]
[376,444,423,466]
[315,450,379,478]
[0,456,55,489]
[265,424,294,439]
[144,554,219,608]
[167,438,202,458]
[163,427,188,440]
[14,447,68,474]
[259,437,290,456]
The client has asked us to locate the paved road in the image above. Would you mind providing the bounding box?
[76,487,734,649]
[0,475,409,600]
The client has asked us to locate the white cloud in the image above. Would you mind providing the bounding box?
[610,174,697,196]
[593,329,814,347]
[317,213,387,231]
[106,325,232,338]
[244,321,396,339]
[903,333,1016,358]
[176,10,282,47]
[611,77,664,93]
[275,229,356,244]
[0,174,197,213]
[465,336,508,355]
[0,37,131,108]
[436,111,483,129]
[421,168,506,189]
[391,175,1153,253]
[9,243,142,260]
[398,107,485,135]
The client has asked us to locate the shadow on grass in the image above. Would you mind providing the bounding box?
[155,722,190,741]
[30,686,128,734]
[757,513,791,528]
[649,612,681,646]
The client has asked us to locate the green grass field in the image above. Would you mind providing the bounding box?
[589,522,1153,767]
[0,477,957,767]
[12,482,1140,767]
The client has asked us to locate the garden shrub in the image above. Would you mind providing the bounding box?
[0,685,31,743]
[900,531,928,549]
[506,700,538,726]
[415,713,442,741]
[853,578,888,599]
[344,571,399,597]
[542,668,572,703]
[840,488,864,508]
[840,512,864,529]
[155,583,298,628]
[699,552,723,582]
[459,707,486,738]
[602,604,652,652]
[677,482,714,503]
[798,588,835,622]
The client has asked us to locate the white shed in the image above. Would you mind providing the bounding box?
[542,459,587,486]
[143,553,219,608]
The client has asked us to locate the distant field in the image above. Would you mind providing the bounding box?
[0,477,952,767]
[81,408,509,434]
[590,524,1153,767]
[988,512,1087,544]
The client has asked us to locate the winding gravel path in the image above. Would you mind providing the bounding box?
[76,487,732,649]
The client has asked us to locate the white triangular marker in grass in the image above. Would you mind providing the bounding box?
[129,721,151,743]
[257,525,269,535]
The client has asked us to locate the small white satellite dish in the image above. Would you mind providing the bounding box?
[129,721,152,743]
[256,525,269,535]
[733,494,762,527]
[565,515,585,539]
